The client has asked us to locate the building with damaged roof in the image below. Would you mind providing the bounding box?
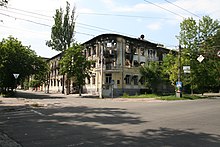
[82,33,172,97]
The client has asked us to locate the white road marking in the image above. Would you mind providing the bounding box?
[30,109,46,116]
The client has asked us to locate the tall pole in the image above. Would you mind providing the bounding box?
[178,45,181,83]
[99,42,103,98]
[13,74,19,92]
[176,45,182,98]
[121,40,124,94]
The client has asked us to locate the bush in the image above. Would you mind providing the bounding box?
[29,80,41,88]
[122,93,129,97]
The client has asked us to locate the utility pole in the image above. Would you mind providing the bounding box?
[99,42,103,98]
[176,45,182,98]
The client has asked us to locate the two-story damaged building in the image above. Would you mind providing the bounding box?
[82,33,171,97]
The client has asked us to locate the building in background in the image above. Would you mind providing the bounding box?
[46,33,172,97]
[83,33,171,97]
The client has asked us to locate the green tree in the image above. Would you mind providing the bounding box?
[162,52,178,86]
[59,44,92,96]
[28,57,49,90]
[0,36,48,92]
[0,0,8,6]
[177,16,220,94]
[140,62,165,93]
[46,1,76,94]
[46,1,75,51]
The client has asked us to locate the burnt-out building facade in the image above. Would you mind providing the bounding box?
[83,33,171,97]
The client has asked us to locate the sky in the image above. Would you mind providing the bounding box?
[0,0,220,58]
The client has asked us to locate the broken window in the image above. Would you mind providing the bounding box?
[125,45,131,53]
[92,76,95,85]
[107,42,112,48]
[91,62,96,68]
[125,75,131,85]
[87,77,90,84]
[92,47,96,55]
[51,80,53,86]
[133,60,139,67]
[140,48,145,56]
[88,47,91,56]
[134,47,138,55]
[139,76,145,85]
[60,78,63,86]
[132,75,138,85]
[105,74,112,84]
[57,79,59,86]
[148,49,156,59]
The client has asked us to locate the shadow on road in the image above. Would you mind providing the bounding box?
[0,103,220,146]
[14,90,65,99]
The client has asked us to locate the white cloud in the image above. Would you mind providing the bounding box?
[146,22,162,31]
[112,3,159,13]
[78,8,94,13]
[100,0,220,20]
[1,0,220,57]
[100,0,114,7]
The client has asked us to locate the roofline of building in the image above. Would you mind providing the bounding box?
[82,33,158,46]
[48,33,174,59]
[47,52,63,61]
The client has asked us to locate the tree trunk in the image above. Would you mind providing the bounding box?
[62,74,65,94]
[79,84,82,96]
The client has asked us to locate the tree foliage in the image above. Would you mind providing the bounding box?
[163,16,220,94]
[59,44,93,96]
[162,52,178,86]
[46,1,76,94]
[46,1,75,51]
[140,62,166,93]
[0,36,48,91]
[0,0,8,6]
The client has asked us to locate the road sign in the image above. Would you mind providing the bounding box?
[197,55,204,63]
[183,66,190,73]
[217,50,220,58]
[176,81,182,93]
[13,74,19,79]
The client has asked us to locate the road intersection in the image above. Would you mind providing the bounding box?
[1,90,220,146]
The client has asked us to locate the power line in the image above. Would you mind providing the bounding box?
[4,6,177,38]
[7,6,52,19]
[1,7,177,47]
[3,6,180,41]
[0,8,51,21]
[164,0,201,18]
[0,13,95,37]
[76,22,135,37]
[0,11,133,37]
[7,6,179,21]
[2,7,136,37]
[78,12,176,20]
[75,31,95,37]
[0,12,51,27]
[143,0,185,19]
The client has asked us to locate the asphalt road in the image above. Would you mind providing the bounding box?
[0,90,220,147]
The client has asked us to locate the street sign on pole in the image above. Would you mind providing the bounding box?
[217,50,220,58]
[183,66,190,73]
[13,74,19,79]
[197,55,204,63]
[13,73,19,91]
